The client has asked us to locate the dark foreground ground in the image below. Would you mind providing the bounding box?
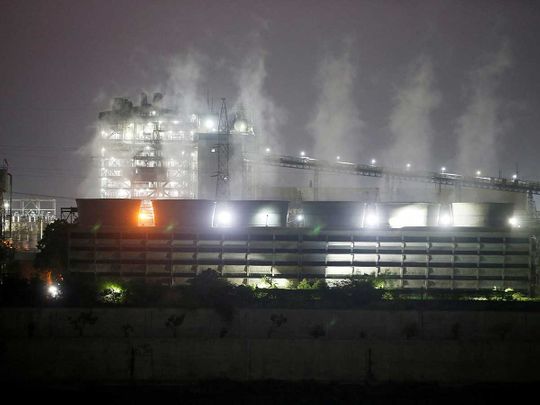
[3,381,536,404]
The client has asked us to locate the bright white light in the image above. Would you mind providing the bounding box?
[234,119,248,132]
[371,158,377,165]
[300,151,306,157]
[439,214,452,226]
[476,170,482,176]
[296,214,304,222]
[364,213,379,227]
[265,147,271,153]
[211,148,216,153]
[172,120,179,125]
[406,163,411,169]
[151,110,156,116]
[336,156,341,161]
[216,210,232,227]
[204,118,216,131]
[441,167,446,173]
[508,217,520,228]
[47,285,60,298]
[3,202,9,210]
[512,174,518,180]
[388,206,426,228]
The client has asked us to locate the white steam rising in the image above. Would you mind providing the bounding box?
[309,46,364,160]
[235,48,285,194]
[78,52,208,199]
[387,56,440,170]
[165,51,206,114]
[76,124,102,198]
[456,42,512,176]
[235,49,285,149]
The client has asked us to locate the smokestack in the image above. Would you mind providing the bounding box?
[152,92,163,105]
[140,92,148,106]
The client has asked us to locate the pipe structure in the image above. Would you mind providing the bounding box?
[248,153,540,195]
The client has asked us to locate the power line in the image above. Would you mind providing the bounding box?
[0,144,82,150]
[12,191,77,200]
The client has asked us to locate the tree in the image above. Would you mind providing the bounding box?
[34,219,72,274]
[0,238,15,266]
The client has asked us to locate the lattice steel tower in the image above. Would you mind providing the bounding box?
[215,98,230,200]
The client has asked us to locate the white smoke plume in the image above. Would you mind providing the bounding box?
[165,51,207,115]
[234,48,287,196]
[76,122,102,198]
[456,42,512,176]
[235,48,285,150]
[309,45,364,160]
[78,51,208,199]
[387,56,441,171]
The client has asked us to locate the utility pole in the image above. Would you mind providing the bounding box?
[215,98,230,200]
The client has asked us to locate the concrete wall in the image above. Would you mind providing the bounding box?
[1,308,539,384]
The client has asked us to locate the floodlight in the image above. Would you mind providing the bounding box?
[204,117,216,131]
[439,214,452,226]
[508,217,520,228]
[364,213,379,227]
[47,285,60,298]
[215,210,233,227]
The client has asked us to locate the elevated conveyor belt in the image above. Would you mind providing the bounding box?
[247,153,540,195]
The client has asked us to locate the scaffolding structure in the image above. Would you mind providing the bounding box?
[98,94,198,199]
[9,198,56,251]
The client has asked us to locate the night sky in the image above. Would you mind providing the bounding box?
[1,0,540,206]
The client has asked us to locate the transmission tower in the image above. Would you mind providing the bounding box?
[215,98,230,200]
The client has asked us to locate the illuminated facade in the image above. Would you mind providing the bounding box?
[98,94,198,199]
[98,95,256,200]
[68,198,538,295]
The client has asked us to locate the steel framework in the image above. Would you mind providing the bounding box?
[99,96,198,199]
[251,153,540,195]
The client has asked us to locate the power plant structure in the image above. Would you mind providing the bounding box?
[69,198,537,295]
[98,93,255,201]
[9,199,56,251]
[62,94,540,295]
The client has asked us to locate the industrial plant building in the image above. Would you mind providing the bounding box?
[68,198,538,295]
[98,93,255,200]
[58,94,540,296]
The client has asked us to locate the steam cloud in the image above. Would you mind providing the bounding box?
[234,48,286,195]
[387,56,441,170]
[235,48,285,150]
[309,45,364,160]
[165,51,206,115]
[456,42,512,176]
[78,51,208,198]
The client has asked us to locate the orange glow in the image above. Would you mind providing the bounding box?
[138,200,155,227]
